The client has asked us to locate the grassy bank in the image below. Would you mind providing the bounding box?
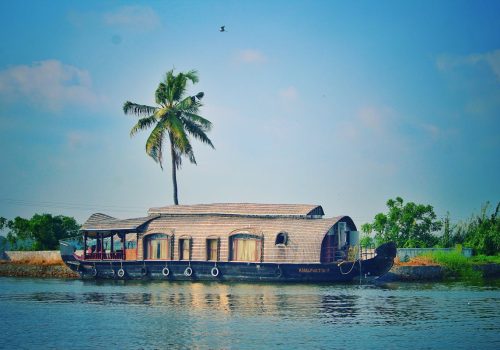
[398,252,500,280]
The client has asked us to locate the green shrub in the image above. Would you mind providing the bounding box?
[470,254,500,264]
[425,251,482,280]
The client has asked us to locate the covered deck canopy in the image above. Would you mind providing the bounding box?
[81,213,159,237]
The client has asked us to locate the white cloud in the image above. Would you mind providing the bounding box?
[436,49,500,81]
[0,60,100,110]
[103,6,161,31]
[237,49,267,64]
[336,105,401,145]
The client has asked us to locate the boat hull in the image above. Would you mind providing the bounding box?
[61,243,396,283]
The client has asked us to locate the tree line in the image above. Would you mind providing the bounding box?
[0,214,80,251]
[361,197,500,256]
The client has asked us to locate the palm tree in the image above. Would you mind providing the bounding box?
[123,69,214,205]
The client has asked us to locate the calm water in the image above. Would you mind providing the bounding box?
[0,277,499,349]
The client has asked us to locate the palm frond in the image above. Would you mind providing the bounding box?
[182,118,215,148]
[177,95,198,112]
[174,70,200,102]
[123,101,157,117]
[184,112,212,131]
[186,148,197,165]
[155,82,168,106]
[174,140,196,166]
[130,115,157,137]
[184,70,199,84]
[166,115,191,153]
[145,123,165,168]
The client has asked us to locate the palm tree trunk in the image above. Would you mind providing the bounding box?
[169,134,179,205]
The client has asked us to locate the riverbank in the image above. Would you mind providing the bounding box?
[0,251,79,278]
[378,264,500,282]
[0,261,79,278]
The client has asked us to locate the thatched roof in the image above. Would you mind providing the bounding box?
[148,203,324,218]
[81,213,159,233]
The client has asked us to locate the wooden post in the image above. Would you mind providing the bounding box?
[111,232,114,256]
[100,233,104,260]
[122,232,126,261]
[83,233,87,260]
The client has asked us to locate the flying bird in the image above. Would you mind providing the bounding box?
[219,25,226,32]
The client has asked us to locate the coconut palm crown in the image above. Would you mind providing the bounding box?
[123,69,214,205]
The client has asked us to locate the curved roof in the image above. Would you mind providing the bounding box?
[148,203,324,218]
[142,214,352,263]
[81,213,159,233]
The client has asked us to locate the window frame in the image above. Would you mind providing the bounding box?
[143,233,170,260]
[275,232,288,246]
[179,237,191,261]
[206,237,219,261]
[229,233,263,262]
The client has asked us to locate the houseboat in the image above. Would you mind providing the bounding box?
[60,203,396,282]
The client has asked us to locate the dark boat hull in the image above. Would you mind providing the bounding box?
[61,243,396,283]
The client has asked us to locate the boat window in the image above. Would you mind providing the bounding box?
[230,234,262,262]
[338,222,347,248]
[179,238,191,260]
[206,238,219,261]
[144,233,169,260]
[275,232,288,245]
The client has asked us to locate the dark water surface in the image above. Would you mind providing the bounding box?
[0,277,499,349]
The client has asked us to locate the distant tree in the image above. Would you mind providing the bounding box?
[0,236,6,251]
[29,214,80,250]
[123,69,214,205]
[363,197,442,248]
[2,214,80,250]
[360,223,375,247]
[6,216,31,249]
[439,212,453,248]
[460,202,500,255]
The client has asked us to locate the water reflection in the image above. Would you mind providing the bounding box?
[1,280,499,326]
[0,278,499,349]
[320,295,360,322]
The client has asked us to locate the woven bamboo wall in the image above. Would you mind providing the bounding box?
[137,215,346,264]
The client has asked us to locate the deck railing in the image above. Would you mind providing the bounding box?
[360,246,376,260]
[85,251,124,260]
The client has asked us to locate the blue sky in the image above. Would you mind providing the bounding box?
[0,0,499,227]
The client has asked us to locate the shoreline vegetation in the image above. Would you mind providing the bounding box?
[385,252,500,281]
[0,252,498,281]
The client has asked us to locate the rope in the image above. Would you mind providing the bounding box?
[338,260,357,275]
[338,245,362,276]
